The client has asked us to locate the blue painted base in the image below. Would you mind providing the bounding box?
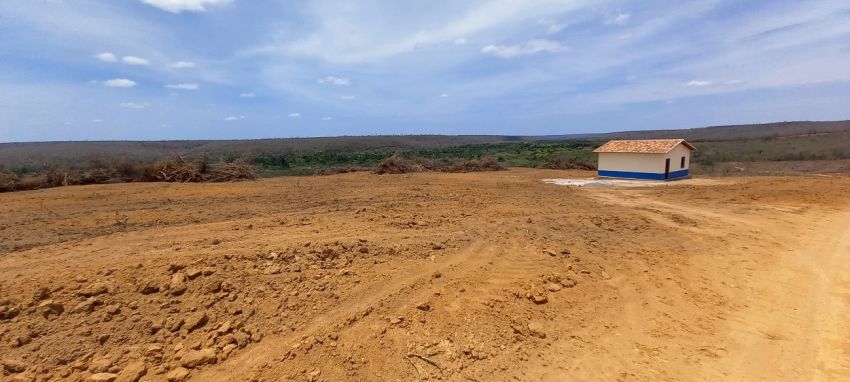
[598,169,689,180]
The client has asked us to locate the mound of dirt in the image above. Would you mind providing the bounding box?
[0,239,417,381]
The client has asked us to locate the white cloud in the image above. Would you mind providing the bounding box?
[439,93,449,98]
[322,116,332,121]
[104,78,137,88]
[684,80,713,87]
[339,95,356,100]
[91,119,102,123]
[239,92,255,98]
[724,79,744,85]
[453,38,467,45]
[169,61,195,68]
[165,83,199,90]
[538,19,566,34]
[95,52,117,62]
[288,112,301,118]
[122,56,150,65]
[318,76,350,86]
[119,102,147,109]
[481,39,565,59]
[141,0,232,13]
[224,115,245,121]
[547,23,567,34]
[268,0,591,64]
[606,12,631,25]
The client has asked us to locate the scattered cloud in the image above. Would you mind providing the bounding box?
[547,24,567,34]
[169,61,195,68]
[4,0,850,142]
[141,0,232,13]
[119,102,147,109]
[606,12,631,25]
[322,116,332,121]
[481,39,565,59]
[318,76,350,86]
[91,119,102,123]
[165,83,199,90]
[538,19,566,34]
[224,115,245,121]
[267,1,592,64]
[684,80,713,87]
[122,56,149,65]
[288,112,300,118]
[95,52,117,62]
[104,78,137,88]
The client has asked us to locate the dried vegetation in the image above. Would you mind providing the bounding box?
[371,156,505,175]
[0,155,256,193]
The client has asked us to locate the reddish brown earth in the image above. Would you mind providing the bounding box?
[1,168,849,381]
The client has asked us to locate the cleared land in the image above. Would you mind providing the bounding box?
[1,169,849,381]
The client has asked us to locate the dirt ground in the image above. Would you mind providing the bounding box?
[1,168,849,382]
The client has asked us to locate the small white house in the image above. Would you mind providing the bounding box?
[593,139,696,180]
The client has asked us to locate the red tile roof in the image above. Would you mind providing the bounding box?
[593,139,696,154]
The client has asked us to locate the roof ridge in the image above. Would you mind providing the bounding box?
[593,139,695,154]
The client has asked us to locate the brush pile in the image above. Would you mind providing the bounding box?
[145,154,257,183]
[542,155,595,170]
[371,156,430,174]
[0,170,18,192]
[440,156,505,172]
[314,166,369,176]
[371,155,505,174]
[0,154,257,193]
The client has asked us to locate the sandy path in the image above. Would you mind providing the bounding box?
[568,184,850,381]
[701,209,850,381]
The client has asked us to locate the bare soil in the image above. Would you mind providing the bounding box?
[1,168,849,381]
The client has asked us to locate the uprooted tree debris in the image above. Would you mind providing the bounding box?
[0,154,256,193]
[371,156,505,175]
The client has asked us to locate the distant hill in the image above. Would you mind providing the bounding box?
[0,135,519,170]
[540,120,850,141]
[1,120,849,172]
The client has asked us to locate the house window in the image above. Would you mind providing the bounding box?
[680,156,686,168]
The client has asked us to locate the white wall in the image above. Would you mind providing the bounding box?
[664,144,691,171]
[598,152,666,173]
[598,143,693,174]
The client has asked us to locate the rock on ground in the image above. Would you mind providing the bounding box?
[166,367,191,382]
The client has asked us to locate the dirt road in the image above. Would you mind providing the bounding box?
[1,169,848,381]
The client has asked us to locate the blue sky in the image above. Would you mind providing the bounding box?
[1,0,849,142]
